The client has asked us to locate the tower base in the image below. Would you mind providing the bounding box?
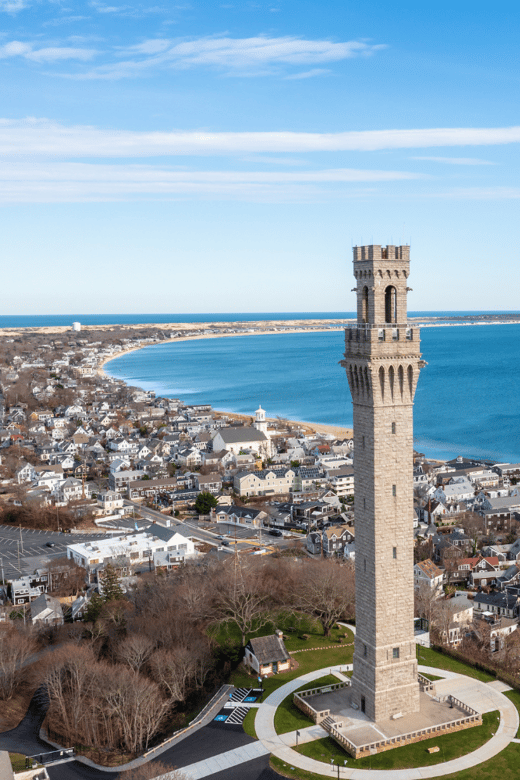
[294,681,482,759]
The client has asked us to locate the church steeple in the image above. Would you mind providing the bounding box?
[254,404,268,435]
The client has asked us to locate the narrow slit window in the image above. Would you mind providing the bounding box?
[392,647,400,659]
[392,422,396,434]
[393,546,397,559]
[392,484,396,497]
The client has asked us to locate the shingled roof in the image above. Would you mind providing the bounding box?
[217,427,267,443]
[247,633,290,665]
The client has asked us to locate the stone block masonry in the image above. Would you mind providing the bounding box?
[341,244,425,723]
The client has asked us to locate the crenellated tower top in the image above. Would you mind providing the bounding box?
[352,244,411,327]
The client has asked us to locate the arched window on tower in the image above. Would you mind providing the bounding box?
[362,286,369,323]
[385,285,397,323]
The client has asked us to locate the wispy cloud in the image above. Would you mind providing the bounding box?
[284,68,330,80]
[43,16,91,27]
[89,1,169,18]
[74,34,386,79]
[2,119,520,158]
[89,1,131,13]
[431,187,520,199]
[0,41,97,61]
[412,156,495,165]
[0,0,29,13]
[0,160,422,202]
[240,155,308,165]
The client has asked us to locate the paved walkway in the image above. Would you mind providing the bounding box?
[252,664,519,779]
[182,741,270,779]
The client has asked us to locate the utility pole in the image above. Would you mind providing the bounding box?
[19,524,24,554]
[81,456,86,500]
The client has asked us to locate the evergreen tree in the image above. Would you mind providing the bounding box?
[100,563,124,601]
[195,491,218,514]
[84,592,104,622]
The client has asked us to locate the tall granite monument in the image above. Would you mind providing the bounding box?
[342,244,424,722]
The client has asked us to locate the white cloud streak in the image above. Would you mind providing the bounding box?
[2,119,520,158]
[411,156,495,165]
[0,41,97,61]
[284,68,330,80]
[0,0,29,12]
[431,187,520,199]
[0,161,422,202]
[76,35,385,79]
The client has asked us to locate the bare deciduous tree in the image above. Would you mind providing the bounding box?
[296,559,355,636]
[459,511,485,554]
[212,562,271,646]
[117,634,155,672]
[414,581,441,626]
[0,628,35,700]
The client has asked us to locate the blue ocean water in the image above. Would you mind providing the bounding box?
[0,313,356,328]
[105,323,520,463]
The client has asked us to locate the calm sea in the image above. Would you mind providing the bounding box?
[104,321,520,464]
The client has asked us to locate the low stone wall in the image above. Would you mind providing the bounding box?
[293,681,351,725]
[330,712,483,758]
[290,643,354,654]
[293,678,483,759]
[418,673,435,693]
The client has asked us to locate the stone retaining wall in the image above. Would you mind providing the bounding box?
[330,712,483,759]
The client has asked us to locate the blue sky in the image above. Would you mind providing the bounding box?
[1,0,519,314]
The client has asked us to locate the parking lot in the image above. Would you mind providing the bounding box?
[0,524,107,581]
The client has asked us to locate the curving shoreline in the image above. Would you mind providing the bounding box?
[96,316,520,442]
[99,326,356,440]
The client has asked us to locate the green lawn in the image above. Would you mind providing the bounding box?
[10,754,29,772]
[421,673,443,681]
[270,754,328,780]
[274,675,339,734]
[272,744,520,780]
[295,712,498,770]
[242,707,258,739]
[416,645,495,683]
[231,626,354,701]
[443,743,520,779]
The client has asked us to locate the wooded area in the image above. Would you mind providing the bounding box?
[0,556,355,762]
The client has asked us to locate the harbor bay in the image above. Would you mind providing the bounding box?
[105,321,520,464]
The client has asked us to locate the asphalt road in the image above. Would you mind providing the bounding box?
[121,503,291,552]
[0,504,291,581]
[47,754,278,780]
[0,524,107,581]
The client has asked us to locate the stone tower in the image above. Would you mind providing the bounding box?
[342,244,424,722]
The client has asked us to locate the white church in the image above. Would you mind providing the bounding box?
[211,405,274,458]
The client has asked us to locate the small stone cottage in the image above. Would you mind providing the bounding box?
[244,630,291,676]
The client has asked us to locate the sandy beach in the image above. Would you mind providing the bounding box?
[95,324,354,440]
[6,313,518,441]
[212,410,352,440]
